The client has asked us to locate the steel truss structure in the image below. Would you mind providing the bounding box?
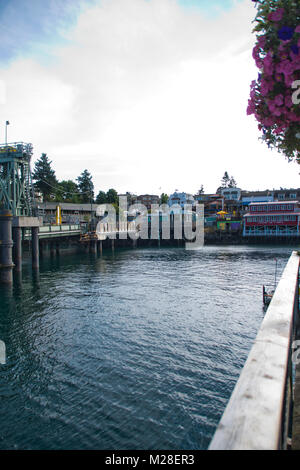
[0,142,35,216]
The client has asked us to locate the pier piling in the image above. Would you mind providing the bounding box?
[0,210,14,284]
[12,226,22,272]
[31,227,39,270]
[91,240,97,255]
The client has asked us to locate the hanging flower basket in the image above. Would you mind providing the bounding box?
[247,0,300,164]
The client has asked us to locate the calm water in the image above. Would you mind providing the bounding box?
[0,244,297,450]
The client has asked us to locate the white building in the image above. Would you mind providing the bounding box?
[220,188,241,201]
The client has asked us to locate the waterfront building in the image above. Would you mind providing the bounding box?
[134,194,160,211]
[194,193,222,203]
[272,188,300,201]
[241,190,274,213]
[216,188,242,218]
[204,198,224,216]
[243,201,300,237]
[118,192,138,208]
[37,202,99,224]
[217,218,242,233]
[193,194,224,217]
[204,215,217,227]
[168,192,195,209]
[220,187,241,201]
[241,188,300,212]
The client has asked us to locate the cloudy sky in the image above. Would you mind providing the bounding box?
[0,0,299,196]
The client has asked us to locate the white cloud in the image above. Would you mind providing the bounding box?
[1,0,299,195]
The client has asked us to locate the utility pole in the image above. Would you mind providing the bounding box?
[90,182,93,230]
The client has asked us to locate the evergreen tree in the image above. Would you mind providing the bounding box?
[228,176,237,188]
[160,193,169,204]
[216,172,237,193]
[96,190,107,204]
[221,171,230,188]
[76,170,94,203]
[106,188,118,204]
[32,153,58,201]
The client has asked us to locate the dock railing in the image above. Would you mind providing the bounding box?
[23,224,81,239]
[209,251,300,450]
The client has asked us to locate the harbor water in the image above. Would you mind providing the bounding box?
[0,245,297,450]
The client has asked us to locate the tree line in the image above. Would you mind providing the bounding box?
[32,153,119,205]
[32,153,237,205]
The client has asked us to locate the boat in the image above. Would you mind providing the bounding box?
[263,285,274,305]
[263,258,278,306]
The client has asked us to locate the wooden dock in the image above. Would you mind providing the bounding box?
[209,251,300,450]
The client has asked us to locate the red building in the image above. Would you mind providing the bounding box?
[243,201,300,237]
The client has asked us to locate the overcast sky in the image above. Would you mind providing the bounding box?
[0,0,299,196]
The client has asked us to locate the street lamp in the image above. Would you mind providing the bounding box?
[5,120,9,146]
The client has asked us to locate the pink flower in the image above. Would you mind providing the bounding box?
[285,74,295,87]
[249,5,300,148]
[247,101,255,116]
[268,8,284,22]
[285,95,293,108]
[257,35,266,48]
[263,117,276,127]
[260,78,273,96]
[276,59,294,77]
[263,52,274,75]
[252,45,263,68]
[287,111,300,122]
[274,128,283,135]
[274,94,284,106]
[267,100,283,117]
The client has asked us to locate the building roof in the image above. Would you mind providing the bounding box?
[242,190,272,197]
[273,188,300,192]
[38,202,99,211]
[249,201,299,205]
[244,212,300,217]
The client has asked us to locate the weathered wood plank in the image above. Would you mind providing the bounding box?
[209,251,300,450]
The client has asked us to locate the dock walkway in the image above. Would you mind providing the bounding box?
[209,251,300,450]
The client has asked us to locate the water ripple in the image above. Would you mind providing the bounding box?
[0,245,294,449]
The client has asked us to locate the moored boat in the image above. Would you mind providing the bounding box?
[263,285,274,306]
